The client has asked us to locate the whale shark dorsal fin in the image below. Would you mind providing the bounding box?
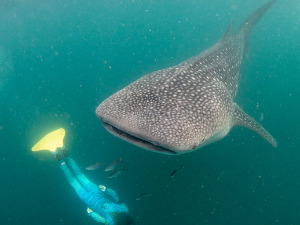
[233,104,277,147]
[32,128,65,152]
[221,21,234,41]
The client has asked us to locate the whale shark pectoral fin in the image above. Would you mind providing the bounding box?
[233,104,277,147]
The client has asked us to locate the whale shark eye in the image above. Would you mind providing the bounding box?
[192,144,197,149]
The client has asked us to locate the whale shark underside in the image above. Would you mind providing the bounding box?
[96,0,277,154]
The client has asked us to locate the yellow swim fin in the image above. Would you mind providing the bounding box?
[32,128,65,152]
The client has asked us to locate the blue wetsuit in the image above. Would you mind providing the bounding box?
[59,157,128,224]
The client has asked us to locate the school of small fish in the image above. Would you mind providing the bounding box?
[86,158,184,201]
[86,157,124,178]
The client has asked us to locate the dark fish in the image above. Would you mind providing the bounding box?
[170,167,183,178]
[107,169,124,178]
[85,162,103,170]
[136,193,150,201]
[105,158,122,172]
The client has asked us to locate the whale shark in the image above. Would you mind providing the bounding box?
[96,0,277,154]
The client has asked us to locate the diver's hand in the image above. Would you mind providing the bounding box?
[87,207,93,214]
[99,185,106,192]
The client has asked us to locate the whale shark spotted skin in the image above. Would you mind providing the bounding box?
[96,0,277,154]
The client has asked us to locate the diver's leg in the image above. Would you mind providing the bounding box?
[59,161,95,206]
[59,160,87,196]
[66,157,98,191]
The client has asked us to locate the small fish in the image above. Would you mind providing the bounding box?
[105,158,122,172]
[136,193,151,201]
[259,112,264,122]
[107,169,124,178]
[86,162,103,170]
[216,172,225,181]
[170,167,183,178]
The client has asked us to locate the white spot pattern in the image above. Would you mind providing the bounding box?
[96,33,246,152]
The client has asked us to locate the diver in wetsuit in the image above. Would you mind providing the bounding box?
[32,128,135,225]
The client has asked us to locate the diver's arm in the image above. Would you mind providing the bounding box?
[106,188,119,202]
[89,212,107,224]
[87,208,106,223]
[99,185,119,202]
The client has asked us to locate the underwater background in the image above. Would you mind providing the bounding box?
[0,0,299,224]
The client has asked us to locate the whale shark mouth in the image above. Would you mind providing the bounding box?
[100,120,177,155]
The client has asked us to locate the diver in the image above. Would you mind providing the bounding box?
[31,128,135,225]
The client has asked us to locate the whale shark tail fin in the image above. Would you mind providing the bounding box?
[239,0,276,55]
[233,104,277,148]
[32,128,66,152]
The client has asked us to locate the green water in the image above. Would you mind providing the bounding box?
[1,0,299,224]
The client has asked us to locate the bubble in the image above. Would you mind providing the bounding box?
[0,47,14,91]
